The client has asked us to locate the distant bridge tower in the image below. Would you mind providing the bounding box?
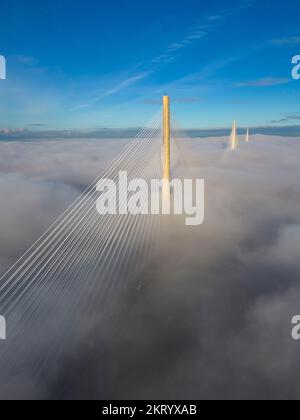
[162,96,171,199]
[245,128,250,143]
[230,120,238,151]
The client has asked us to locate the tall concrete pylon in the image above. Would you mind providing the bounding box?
[230,120,238,151]
[162,96,171,200]
[245,128,250,143]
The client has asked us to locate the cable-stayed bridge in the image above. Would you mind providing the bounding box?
[0,96,198,384]
[0,96,248,393]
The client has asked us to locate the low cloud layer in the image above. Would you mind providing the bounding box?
[0,135,300,399]
[2,126,300,141]
[0,139,128,274]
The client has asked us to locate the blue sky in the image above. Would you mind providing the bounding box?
[0,0,300,131]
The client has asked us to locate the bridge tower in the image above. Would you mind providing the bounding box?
[162,95,171,199]
[245,128,250,143]
[230,120,238,151]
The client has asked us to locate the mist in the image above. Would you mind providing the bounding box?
[0,135,300,400]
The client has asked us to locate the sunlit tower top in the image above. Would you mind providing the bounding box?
[230,120,238,151]
[245,128,250,143]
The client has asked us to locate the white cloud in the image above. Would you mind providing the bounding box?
[235,77,291,88]
[72,72,151,111]
[1,134,300,398]
[271,36,300,47]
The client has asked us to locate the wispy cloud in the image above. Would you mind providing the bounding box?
[14,55,38,65]
[27,123,49,127]
[152,25,209,64]
[72,0,257,111]
[151,0,257,69]
[156,51,247,95]
[72,20,211,111]
[271,112,300,124]
[99,72,151,97]
[271,36,300,47]
[151,2,253,66]
[72,72,151,111]
[207,15,222,21]
[235,77,290,88]
[270,119,288,124]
